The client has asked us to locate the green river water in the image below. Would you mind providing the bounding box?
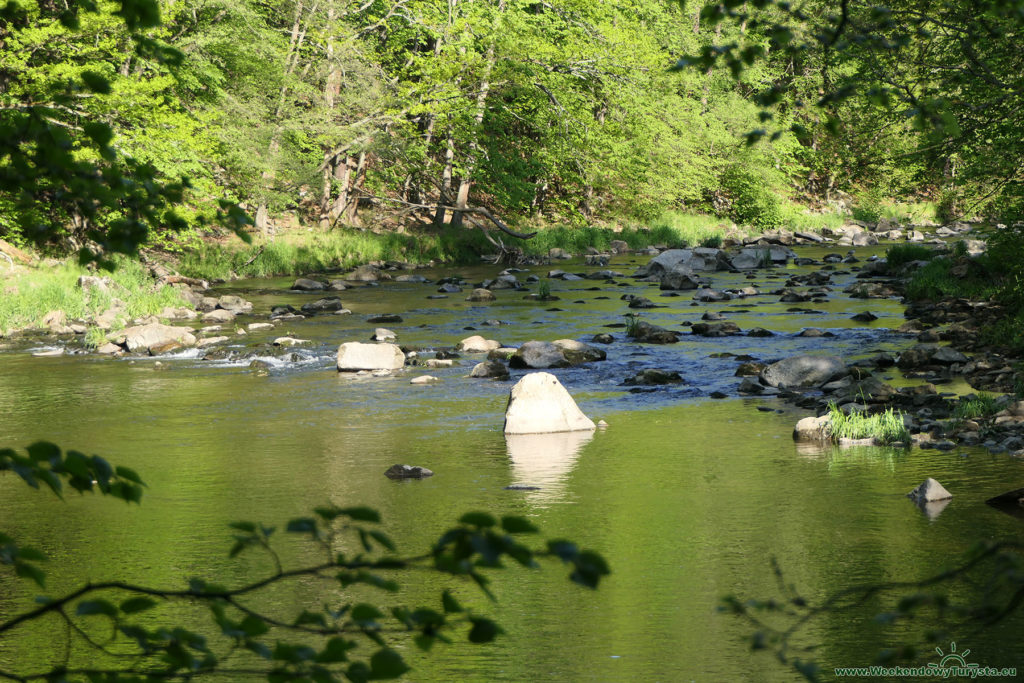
[1,246,1022,681]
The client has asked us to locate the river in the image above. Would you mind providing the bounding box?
[1,243,1022,680]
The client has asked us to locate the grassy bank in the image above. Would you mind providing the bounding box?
[175,209,840,281]
[174,222,703,281]
[0,257,187,335]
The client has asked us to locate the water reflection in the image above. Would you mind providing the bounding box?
[505,430,594,502]
[914,496,952,520]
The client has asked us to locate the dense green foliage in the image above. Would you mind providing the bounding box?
[1,0,871,258]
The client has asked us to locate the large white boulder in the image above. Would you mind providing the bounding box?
[336,342,405,371]
[503,372,595,434]
[120,323,197,352]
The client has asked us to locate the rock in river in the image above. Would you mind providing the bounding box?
[760,355,847,389]
[907,478,952,502]
[384,464,434,479]
[337,342,406,371]
[504,372,596,435]
[119,322,197,353]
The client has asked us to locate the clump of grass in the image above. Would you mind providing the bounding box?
[537,279,551,299]
[827,403,910,444]
[0,257,187,334]
[953,393,1002,420]
[886,244,936,269]
[905,258,996,301]
[624,312,642,336]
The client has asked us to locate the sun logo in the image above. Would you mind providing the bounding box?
[929,642,980,669]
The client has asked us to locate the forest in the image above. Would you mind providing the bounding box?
[6,0,1014,256]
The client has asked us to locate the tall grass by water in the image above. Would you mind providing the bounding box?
[0,257,187,334]
[827,404,910,444]
[175,216,756,281]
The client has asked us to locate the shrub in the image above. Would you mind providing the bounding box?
[936,187,962,224]
[852,187,884,223]
[718,166,783,231]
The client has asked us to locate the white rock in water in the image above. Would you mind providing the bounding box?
[410,375,439,384]
[337,342,406,371]
[504,372,595,434]
[907,477,953,502]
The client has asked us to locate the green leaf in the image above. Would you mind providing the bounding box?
[459,512,496,528]
[367,530,395,551]
[441,590,462,614]
[340,506,380,523]
[315,636,354,663]
[114,466,144,485]
[120,597,157,614]
[286,518,317,534]
[500,516,538,534]
[14,561,45,588]
[351,603,383,624]
[239,615,268,637]
[369,648,409,679]
[77,599,118,617]
[80,71,111,95]
[26,442,59,463]
[84,122,113,148]
[468,617,502,643]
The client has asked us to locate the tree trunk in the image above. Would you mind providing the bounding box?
[434,131,455,227]
[450,0,505,229]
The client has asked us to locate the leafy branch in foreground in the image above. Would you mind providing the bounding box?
[0,444,608,682]
[720,542,1024,682]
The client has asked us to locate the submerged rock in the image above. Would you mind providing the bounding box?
[384,464,434,479]
[623,369,683,386]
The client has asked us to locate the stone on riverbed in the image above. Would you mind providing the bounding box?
[301,297,344,314]
[623,369,683,386]
[457,335,501,353]
[628,321,679,344]
[292,278,325,291]
[466,288,496,302]
[384,464,434,479]
[504,372,595,434]
[470,360,510,379]
[337,342,405,371]
[202,309,236,324]
[793,415,831,441]
[509,340,606,369]
[119,322,197,353]
[760,355,847,389]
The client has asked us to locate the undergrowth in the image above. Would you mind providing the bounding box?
[0,257,187,334]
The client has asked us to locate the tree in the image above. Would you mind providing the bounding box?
[0,444,608,682]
